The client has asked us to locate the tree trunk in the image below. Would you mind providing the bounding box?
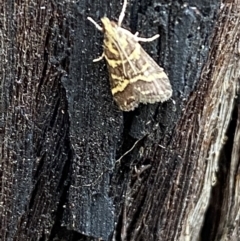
[0,0,239,241]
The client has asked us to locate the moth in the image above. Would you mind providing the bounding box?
[87,0,172,111]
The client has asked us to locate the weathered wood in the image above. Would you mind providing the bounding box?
[0,0,239,241]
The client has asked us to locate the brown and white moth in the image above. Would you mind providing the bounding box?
[87,0,172,111]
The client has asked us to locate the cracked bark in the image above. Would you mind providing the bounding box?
[0,0,239,241]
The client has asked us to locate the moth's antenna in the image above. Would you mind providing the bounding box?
[118,0,127,27]
[87,17,103,32]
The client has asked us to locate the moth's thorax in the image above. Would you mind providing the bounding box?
[101,17,117,36]
[101,17,134,41]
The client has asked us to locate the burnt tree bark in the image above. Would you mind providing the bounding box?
[0,0,239,241]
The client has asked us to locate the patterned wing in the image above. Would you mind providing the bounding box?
[130,47,172,104]
[101,17,172,111]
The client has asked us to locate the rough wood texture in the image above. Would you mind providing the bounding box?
[0,0,239,241]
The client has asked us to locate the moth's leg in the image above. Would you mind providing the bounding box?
[118,0,127,26]
[134,32,139,37]
[93,52,105,62]
[136,34,160,42]
[87,17,103,32]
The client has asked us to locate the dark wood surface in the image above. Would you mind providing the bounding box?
[0,0,239,241]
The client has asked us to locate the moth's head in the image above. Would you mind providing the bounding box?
[101,17,118,34]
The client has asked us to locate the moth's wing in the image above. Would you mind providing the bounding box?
[111,47,172,111]
[131,47,172,104]
[103,27,142,111]
[113,83,140,111]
